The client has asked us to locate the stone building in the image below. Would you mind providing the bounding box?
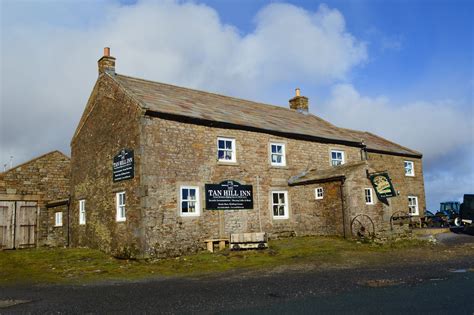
[0,151,70,249]
[69,48,426,258]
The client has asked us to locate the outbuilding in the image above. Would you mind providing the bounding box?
[68,48,426,258]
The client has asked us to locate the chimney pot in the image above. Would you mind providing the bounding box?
[104,47,110,57]
[295,88,300,97]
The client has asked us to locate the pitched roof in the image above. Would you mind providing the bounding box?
[289,161,368,185]
[110,73,421,157]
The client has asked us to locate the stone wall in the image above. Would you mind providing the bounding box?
[69,74,144,257]
[140,116,360,257]
[0,151,70,247]
[45,203,69,247]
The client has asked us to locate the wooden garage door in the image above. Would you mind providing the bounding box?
[0,201,15,249]
[15,201,38,248]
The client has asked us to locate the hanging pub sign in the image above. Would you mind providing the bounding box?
[205,180,253,210]
[369,172,396,201]
[113,149,134,182]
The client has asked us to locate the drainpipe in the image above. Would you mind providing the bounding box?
[339,178,347,238]
[67,197,71,247]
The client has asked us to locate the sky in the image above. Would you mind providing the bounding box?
[1,0,473,211]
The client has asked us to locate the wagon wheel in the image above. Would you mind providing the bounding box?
[351,214,375,239]
[390,211,410,230]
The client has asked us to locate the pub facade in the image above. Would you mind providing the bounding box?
[69,49,426,258]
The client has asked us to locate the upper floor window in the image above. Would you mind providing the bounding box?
[54,212,63,227]
[217,137,236,163]
[404,161,415,176]
[270,143,286,166]
[365,188,374,205]
[408,196,419,216]
[315,187,324,200]
[331,150,345,166]
[79,199,86,225]
[272,191,289,219]
[116,192,126,222]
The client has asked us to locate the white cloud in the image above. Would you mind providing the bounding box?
[0,1,367,165]
[319,84,473,160]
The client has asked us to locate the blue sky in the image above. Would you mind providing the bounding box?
[1,0,473,211]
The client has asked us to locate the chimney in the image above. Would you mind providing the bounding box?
[98,47,116,75]
[289,88,309,112]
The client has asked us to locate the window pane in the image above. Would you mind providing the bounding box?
[182,201,188,213]
[218,140,225,149]
[189,189,196,200]
[218,150,224,160]
[182,189,189,200]
[225,151,232,160]
[273,205,279,216]
[279,193,285,204]
[275,155,282,163]
[278,205,285,216]
[271,145,277,153]
[273,193,278,204]
[225,140,232,150]
[271,154,278,163]
[188,201,196,213]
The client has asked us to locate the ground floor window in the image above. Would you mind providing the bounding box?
[54,212,63,227]
[180,186,200,216]
[365,188,374,205]
[79,199,86,225]
[408,196,419,215]
[272,191,288,219]
[116,192,126,222]
[315,187,324,200]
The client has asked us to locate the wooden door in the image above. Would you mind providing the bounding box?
[0,201,15,249]
[14,201,38,248]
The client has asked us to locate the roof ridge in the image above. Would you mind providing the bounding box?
[1,150,69,175]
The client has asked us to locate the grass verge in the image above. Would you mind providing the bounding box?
[0,236,446,285]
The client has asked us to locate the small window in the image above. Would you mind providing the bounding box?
[79,200,86,225]
[217,137,236,163]
[331,150,345,166]
[270,143,286,166]
[315,187,324,200]
[408,196,419,216]
[272,191,289,219]
[116,192,126,222]
[54,212,63,227]
[404,161,415,176]
[180,186,200,216]
[365,188,374,205]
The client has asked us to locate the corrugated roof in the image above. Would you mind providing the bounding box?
[111,74,421,157]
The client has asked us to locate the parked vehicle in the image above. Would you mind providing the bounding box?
[460,194,474,226]
[436,201,462,227]
[422,210,448,227]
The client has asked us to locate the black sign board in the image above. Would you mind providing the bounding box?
[113,149,134,182]
[369,172,396,202]
[205,180,253,210]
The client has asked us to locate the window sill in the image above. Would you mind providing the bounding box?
[405,174,415,177]
[270,165,288,169]
[180,214,201,218]
[116,218,126,223]
[54,225,63,228]
[217,161,239,166]
[272,216,289,220]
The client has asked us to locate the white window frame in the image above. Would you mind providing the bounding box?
[365,188,374,205]
[180,186,200,217]
[330,150,345,166]
[404,161,415,176]
[54,212,63,227]
[408,196,419,216]
[270,143,286,167]
[315,187,324,200]
[79,199,86,225]
[116,192,126,222]
[272,191,289,219]
[217,137,236,163]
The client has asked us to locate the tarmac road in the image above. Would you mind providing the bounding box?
[1,233,473,314]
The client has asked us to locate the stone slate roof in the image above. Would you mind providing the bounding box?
[111,74,422,158]
[289,161,368,185]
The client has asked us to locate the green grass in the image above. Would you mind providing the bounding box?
[0,236,433,285]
